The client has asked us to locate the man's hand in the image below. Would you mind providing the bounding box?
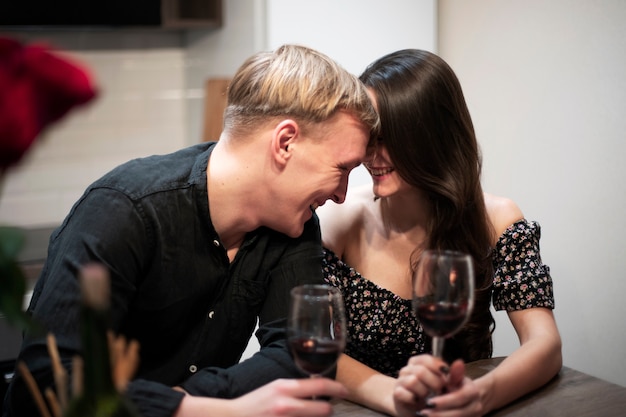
[175,377,348,417]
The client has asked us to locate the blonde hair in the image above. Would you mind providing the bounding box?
[224,44,379,139]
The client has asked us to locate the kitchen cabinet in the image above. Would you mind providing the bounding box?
[0,0,222,30]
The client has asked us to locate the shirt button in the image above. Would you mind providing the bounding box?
[213,239,220,247]
[189,364,198,373]
[208,310,215,319]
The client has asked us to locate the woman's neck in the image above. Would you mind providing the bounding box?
[378,188,431,239]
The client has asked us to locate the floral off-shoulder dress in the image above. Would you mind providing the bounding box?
[322,219,554,377]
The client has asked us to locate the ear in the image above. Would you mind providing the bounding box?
[272,119,299,165]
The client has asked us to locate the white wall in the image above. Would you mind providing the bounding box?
[439,0,626,387]
[183,0,265,145]
[266,0,436,74]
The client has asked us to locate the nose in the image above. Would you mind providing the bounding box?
[331,193,345,204]
[331,194,345,204]
[331,175,349,204]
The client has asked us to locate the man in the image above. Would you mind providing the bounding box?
[3,44,379,417]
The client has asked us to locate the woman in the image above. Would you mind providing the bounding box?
[318,49,562,417]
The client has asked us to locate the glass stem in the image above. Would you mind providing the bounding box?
[432,337,444,358]
[426,337,447,401]
[310,374,321,400]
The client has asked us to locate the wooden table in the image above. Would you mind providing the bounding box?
[332,357,626,416]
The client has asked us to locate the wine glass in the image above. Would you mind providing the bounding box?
[412,249,475,359]
[287,284,346,379]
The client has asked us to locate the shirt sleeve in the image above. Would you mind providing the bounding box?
[178,319,311,398]
[492,219,555,311]
[5,187,157,416]
[125,380,186,417]
[178,214,327,398]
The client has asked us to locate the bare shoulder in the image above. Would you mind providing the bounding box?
[484,193,525,240]
[317,185,371,256]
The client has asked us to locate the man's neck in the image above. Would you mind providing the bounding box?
[206,141,263,253]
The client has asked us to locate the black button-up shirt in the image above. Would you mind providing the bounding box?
[4,143,324,417]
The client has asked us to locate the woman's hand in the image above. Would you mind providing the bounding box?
[174,377,348,417]
[393,356,483,417]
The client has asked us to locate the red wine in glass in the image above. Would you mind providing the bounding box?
[288,337,343,375]
[413,250,475,359]
[416,301,470,338]
[287,284,346,379]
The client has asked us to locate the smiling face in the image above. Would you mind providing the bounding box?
[365,138,411,199]
[364,90,413,199]
[269,111,370,237]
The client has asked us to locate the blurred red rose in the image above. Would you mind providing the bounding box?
[0,37,97,169]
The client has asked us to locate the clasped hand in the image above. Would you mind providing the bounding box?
[393,355,483,417]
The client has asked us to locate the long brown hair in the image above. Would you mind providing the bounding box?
[360,49,495,362]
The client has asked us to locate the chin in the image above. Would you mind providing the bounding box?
[280,218,306,238]
[286,211,312,238]
[372,185,389,199]
[286,226,304,238]
[372,181,403,199]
